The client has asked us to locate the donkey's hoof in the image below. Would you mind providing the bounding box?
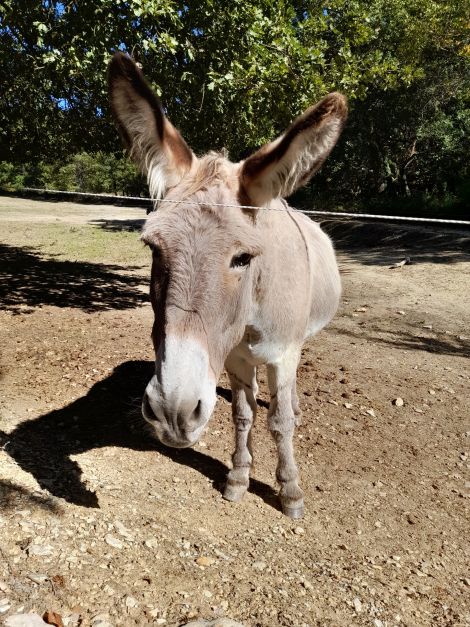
[282,503,305,519]
[223,483,247,503]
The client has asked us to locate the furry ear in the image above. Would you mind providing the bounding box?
[240,93,347,207]
[108,52,194,200]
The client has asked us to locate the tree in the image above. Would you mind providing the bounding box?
[0,0,468,208]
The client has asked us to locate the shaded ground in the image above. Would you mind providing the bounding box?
[324,220,470,266]
[0,244,148,313]
[0,197,469,627]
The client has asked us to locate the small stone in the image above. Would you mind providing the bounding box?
[4,614,49,627]
[293,526,305,535]
[43,611,64,627]
[27,544,54,557]
[125,596,138,608]
[407,513,419,525]
[396,310,406,315]
[27,573,49,585]
[366,409,376,417]
[252,561,266,571]
[355,307,367,312]
[213,548,231,560]
[373,620,384,627]
[393,397,404,407]
[105,535,123,549]
[114,521,133,541]
[63,613,80,627]
[202,590,213,598]
[196,556,216,567]
[0,598,12,613]
[344,402,353,409]
[353,597,362,613]
[181,620,244,627]
[155,620,166,625]
[91,613,113,627]
[429,389,436,395]
[144,538,158,549]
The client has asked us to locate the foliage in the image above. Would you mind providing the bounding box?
[0,153,145,196]
[0,0,468,211]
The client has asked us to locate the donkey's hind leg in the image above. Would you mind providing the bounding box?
[223,354,257,503]
[267,347,304,519]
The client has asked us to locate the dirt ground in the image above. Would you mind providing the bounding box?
[0,197,469,627]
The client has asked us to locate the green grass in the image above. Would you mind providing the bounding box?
[1,222,150,267]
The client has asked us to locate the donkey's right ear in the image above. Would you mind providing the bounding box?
[108,52,194,199]
[240,93,347,207]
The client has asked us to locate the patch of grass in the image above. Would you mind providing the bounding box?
[0,222,150,267]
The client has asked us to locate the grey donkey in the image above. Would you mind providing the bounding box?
[108,52,347,518]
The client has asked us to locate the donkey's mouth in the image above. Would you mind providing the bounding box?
[141,394,201,449]
[160,435,196,449]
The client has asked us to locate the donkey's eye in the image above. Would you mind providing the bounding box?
[230,253,253,268]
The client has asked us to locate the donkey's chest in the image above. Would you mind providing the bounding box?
[229,325,287,366]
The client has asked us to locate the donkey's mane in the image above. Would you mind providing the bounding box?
[155,151,233,208]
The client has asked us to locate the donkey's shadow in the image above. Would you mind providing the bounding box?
[0,361,278,511]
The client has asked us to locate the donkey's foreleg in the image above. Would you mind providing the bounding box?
[291,377,302,425]
[223,355,257,503]
[267,348,304,519]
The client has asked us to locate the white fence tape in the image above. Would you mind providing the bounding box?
[21,187,470,227]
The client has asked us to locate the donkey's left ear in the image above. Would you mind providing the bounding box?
[108,52,194,200]
[240,93,347,207]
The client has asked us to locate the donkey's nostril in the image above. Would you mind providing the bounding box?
[180,399,204,432]
[142,393,158,422]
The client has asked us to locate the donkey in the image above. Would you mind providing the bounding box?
[108,52,347,519]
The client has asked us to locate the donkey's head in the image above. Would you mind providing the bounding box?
[108,52,347,448]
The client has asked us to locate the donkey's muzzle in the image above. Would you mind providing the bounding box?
[142,389,205,448]
[141,335,217,449]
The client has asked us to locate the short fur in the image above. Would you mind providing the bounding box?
[108,52,347,518]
